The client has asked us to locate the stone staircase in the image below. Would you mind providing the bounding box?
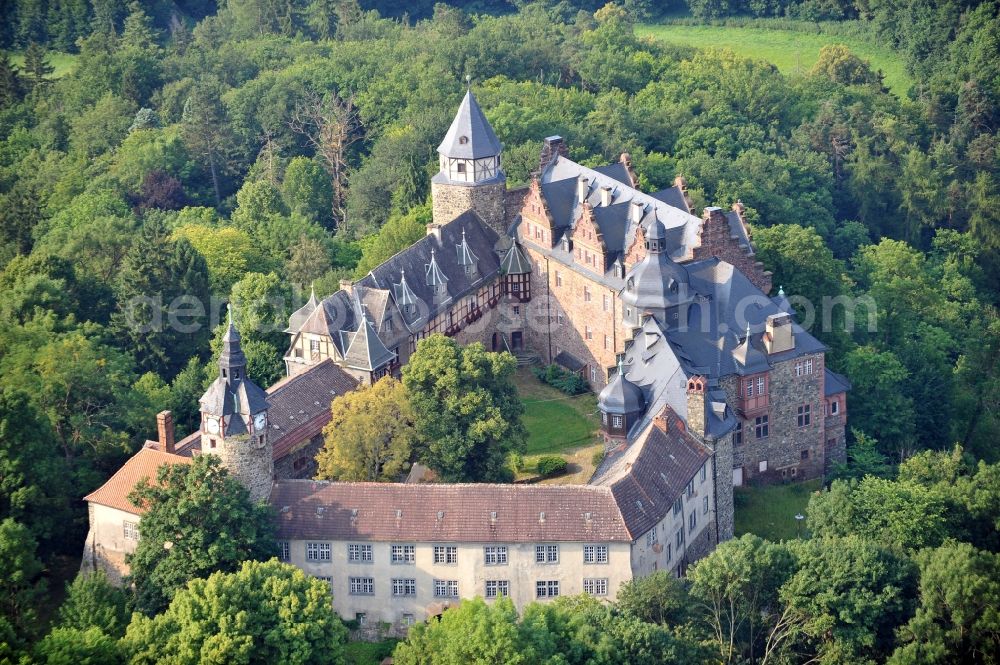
[514,351,540,367]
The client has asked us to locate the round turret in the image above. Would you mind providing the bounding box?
[598,362,645,438]
[620,218,691,327]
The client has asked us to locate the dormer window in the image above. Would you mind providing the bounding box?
[459,136,468,144]
[233,369,240,380]
[627,278,635,292]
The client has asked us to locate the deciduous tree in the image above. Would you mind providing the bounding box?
[316,376,415,482]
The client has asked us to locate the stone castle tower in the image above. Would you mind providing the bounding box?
[431,89,507,234]
[199,307,273,502]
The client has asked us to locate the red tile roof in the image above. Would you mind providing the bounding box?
[271,481,632,543]
[83,446,191,514]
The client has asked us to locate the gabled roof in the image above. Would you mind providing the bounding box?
[592,407,712,538]
[266,359,358,459]
[437,90,502,160]
[83,447,191,514]
[456,228,479,267]
[271,480,631,543]
[343,315,396,371]
[825,368,852,396]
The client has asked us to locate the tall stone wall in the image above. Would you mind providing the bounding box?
[432,180,507,236]
[217,434,274,502]
[711,431,735,541]
[723,352,827,485]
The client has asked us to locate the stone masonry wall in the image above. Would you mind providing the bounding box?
[722,352,826,485]
[432,180,508,236]
[711,431,735,541]
[273,433,324,480]
[521,246,622,390]
[690,207,772,294]
[216,433,274,502]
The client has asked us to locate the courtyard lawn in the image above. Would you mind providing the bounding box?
[344,639,399,664]
[636,23,912,96]
[733,478,822,541]
[11,51,78,78]
[516,367,601,456]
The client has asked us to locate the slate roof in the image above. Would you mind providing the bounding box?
[650,184,690,213]
[437,90,502,160]
[266,359,358,459]
[824,368,852,396]
[83,447,191,513]
[499,242,531,275]
[271,480,631,542]
[592,407,711,538]
[598,363,645,415]
[554,350,586,373]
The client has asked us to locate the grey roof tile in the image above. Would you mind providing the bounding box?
[437,90,502,160]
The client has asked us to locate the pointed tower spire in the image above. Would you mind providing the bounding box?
[437,89,502,161]
[219,304,247,382]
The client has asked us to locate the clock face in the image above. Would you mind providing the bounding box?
[253,413,267,431]
[205,417,220,434]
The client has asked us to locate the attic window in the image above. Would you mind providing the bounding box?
[456,162,466,173]
[459,136,468,144]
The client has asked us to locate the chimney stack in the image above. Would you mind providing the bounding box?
[686,376,707,438]
[339,278,353,295]
[764,313,794,354]
[630,200,644,223]
[600,186,612,207]
[577,176,589,204]
[539,135,568,171]
[156,410,175,454]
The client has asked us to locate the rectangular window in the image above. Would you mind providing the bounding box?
[735,427,743,446]
[603,335,610,350]
[348,544,372,563]
[673,497,683,516]
[535,544,559,563]
[278,541,290,561]
[433,580,459,598]
[801,449,810,460]
[583,578,608,596]
[795,362,803,377]
[757,376,765,394]
[585,326,593,340]
[745,379,754,397]
[797,404,811,428]
[805,359,813,374]
[306,542,331,562]
[703,496,710,515]
[584,287,591,302]
[555,272,562,287]
[433,546,457,564]
[612,415,623,428]
[689,511,697,533]
[484,546,508,566]
[536,581,560,598]
[603,294,610,311]
[831,400,839,415]
[349,577,374,595]
[755,415,769,439]
[392,578,416,596]
[485,580,510,598]
[686,479,695,497]
[666,542,672,561]
[583,545,609,564]
[675,528,685,548]
[401,613,415,626]
[123,521,139,541]
[391,544,415,564]
[646,529,658,547]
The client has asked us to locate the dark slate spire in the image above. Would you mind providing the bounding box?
[598,359,645,416]
[425,248,449,290]
[219,304,247,381]
[456,227,479,267]
[732,322,770,375]
[437,90,502,160]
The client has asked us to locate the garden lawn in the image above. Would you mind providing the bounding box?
[733,478,821,541]
[636,23,911,96]
[515,368,601,456]
[344,639,399,665]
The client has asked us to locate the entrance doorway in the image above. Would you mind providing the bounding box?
[511,331,523,351]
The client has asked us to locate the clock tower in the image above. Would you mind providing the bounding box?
[199,307,273,502]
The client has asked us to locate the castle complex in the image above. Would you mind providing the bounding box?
[82,91,849,632]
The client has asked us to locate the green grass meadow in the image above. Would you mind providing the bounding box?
[11,51,78,78]
[733,478,821,541]
[515,368,601,456]
[637,23,912,96]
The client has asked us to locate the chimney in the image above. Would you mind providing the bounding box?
[764,313,794,354]
[539,135,568,170]
[686,377,706,438]
[600,186,612,207]
[426,223,442,241]
[630,200,644,223]
[339,278,353,295]
[577,176,589,204]
[156,410,175,454]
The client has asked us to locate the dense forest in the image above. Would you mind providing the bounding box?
[0,0,998,661]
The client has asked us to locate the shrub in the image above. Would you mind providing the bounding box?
[536,455,568,477]
[510,453,524,473]
[531,364,589,395]
[591,449,606,467]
